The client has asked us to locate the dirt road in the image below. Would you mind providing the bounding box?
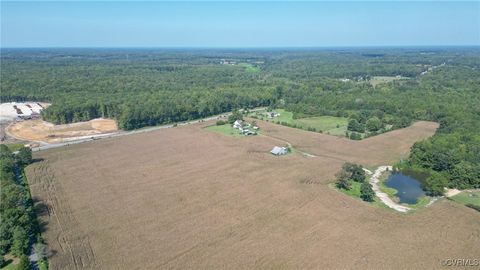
[365,166,411,212]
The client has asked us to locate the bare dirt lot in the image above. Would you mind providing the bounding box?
[26,120,480,270]
[6,118,118,143]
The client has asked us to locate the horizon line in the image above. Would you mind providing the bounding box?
[2,45,480,50]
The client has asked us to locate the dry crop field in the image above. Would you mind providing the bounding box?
[26,120,480,270]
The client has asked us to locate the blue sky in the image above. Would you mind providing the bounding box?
[1,1,479,47]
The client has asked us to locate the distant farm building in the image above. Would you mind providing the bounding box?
[270,146,288,156]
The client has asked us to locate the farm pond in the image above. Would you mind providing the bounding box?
[386,172,425,204]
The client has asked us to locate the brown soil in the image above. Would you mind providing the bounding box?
[7,118,118,143]
[26,120,480,270]
[258,120,440,168]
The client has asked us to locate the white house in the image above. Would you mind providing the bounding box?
[233,120,243,129]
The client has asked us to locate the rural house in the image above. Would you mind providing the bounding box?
[233,120,243,129]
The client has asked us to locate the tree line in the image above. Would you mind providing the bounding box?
[0,145,47,269]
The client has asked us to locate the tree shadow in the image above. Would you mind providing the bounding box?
[32,158,44,163]
[32,198,50,233]
[0,259,13,268]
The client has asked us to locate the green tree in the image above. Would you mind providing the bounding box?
[343,163,366,182]
[366,117,383,132]
[228,110,243,124]
[349,132,362,140]
[0,144,12,159]
[16,147,32,166]
[335,170,351,190]
[11,227,29,257]
[423,172,448,196]
[360,182,375,202]
[17,255,31,270]
[347,119,365,133]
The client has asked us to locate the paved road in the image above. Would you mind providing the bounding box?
[31,108,266,152]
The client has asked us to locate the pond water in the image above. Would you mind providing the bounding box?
[386,172,425,204]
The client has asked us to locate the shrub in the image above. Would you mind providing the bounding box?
[349,132,362,140]
[216,120,226,126]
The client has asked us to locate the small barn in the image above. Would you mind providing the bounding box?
[270,146,288,156]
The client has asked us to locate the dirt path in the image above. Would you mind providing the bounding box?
[364,166,411,213]
[445,188,461,197]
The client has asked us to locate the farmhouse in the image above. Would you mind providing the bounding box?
[270,146,288,156]
[232,120,258,136]
[233,120,243,129]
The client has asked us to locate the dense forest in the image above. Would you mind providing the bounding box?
[0,145,48,269]
[1,48,479,192]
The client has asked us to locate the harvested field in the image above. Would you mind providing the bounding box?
[26,121,480,270]
[7,118,118,144]
[258,120,440,168]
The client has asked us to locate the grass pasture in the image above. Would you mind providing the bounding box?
[257,109,348,136]
[369,76,409,87]
[332,182,389,209]
[205,124,244,137]
[25,119,480,270]
[450,191,480,207]
[238,63,260,73]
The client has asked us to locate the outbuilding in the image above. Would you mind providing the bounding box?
[270,146,288,156]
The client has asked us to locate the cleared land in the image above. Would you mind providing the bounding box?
[6,118,118,144]
[369,76,409,87]
[450,191,480,207]
[205,124,247,137]
[256,109,348,136]
[238,63,260,73]
[25,120,480,270]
